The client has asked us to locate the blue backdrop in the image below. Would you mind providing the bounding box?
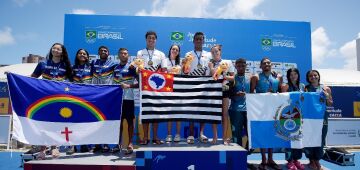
[328,86,360,118]
[63,15,313,139]
[64,14,312,82]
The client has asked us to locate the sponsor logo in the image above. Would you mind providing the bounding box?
[85,30,97,44]
[153,155,166,163]
[85,30,124,43]
[187,32,217,49]
[354,101,360,117]
[262,38,272,46]
[261,34,297,51]
[274,97,303,141]
[171,32,184,41]
[98,31,123,40]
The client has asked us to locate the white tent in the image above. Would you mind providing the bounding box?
[0,63,37,82]
[318,69,360,87]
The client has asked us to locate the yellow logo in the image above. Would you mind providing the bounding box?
[0,98,9,114]
[354,102,360,117]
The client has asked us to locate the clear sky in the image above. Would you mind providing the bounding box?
[0,0,359,70]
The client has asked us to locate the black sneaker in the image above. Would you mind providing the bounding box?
[92,145,102,153]
[111,145,121,153]
[66,146,75,155]
[25,146,42,154]
[101,145,110,153]
[80,145,89,152]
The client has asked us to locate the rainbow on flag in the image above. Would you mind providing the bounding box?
[7,73,122,145]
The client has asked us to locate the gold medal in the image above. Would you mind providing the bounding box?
[148,60,153,66]
[197,64,202,69]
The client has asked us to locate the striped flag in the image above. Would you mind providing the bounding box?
[140,70,222,123]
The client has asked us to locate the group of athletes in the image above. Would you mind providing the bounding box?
[30,30,332,170]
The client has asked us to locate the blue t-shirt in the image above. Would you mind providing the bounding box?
[32,60,68,81]
[256,72,279,93]
[72,63,93,84]
[305,84,324,93]
[229,74,250,112]
[112,63,137,100]
[287,83,305,92]
[91,59,117,85]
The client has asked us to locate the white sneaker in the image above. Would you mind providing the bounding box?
[174,134,181,142]
[187,136,195,144]
[199,134,208,143]
[166,135,173,143]
[51,147,60,158]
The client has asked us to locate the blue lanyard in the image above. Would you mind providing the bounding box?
[194,50,202,66]
[238,75,246,92]
[264,74,273,92]
[213,59,222,68]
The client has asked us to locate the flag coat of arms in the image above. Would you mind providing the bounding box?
[247,92,326,149]
[140,70,222,123]
[7,73,123,145]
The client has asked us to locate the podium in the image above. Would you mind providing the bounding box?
[136,142,247,170]
[23,142,247,170]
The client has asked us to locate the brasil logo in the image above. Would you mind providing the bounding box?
[171,32,184,41]
[262,38,272,46]
[261,38,272,51]
[274,99,303,141]
[85,30,97,43]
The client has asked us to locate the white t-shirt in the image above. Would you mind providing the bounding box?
[212,59,235,84]
[212,59,235,77]
[166,58,182,74]
[136,48,167,71]
[184,50,211,76]
[166,58,181,69]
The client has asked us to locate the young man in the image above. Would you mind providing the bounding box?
[91,45,117,153]
[112,48,138,154]
[183,32,212,144]
[137,31,167,145]
[228,58,256,170]
[228,58,250,146]
[250,57,282,170]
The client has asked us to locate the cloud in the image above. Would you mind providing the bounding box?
[136,0,210,18]
[72,9,96,15]
[312,27,359,70]
[216,0,265,19]
[0,27,16,46]
[135,0,264,19]
[311,27,337,67]
[339,34,359,70]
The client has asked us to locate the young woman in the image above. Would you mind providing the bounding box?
[31,43,73,159]
[208,44,235,144]
[32,43,72,81]
[72,48,93,84]
[165,44,182,143]
[66,48,93,155]
[304,70,333,170]
[281,68,305,170]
